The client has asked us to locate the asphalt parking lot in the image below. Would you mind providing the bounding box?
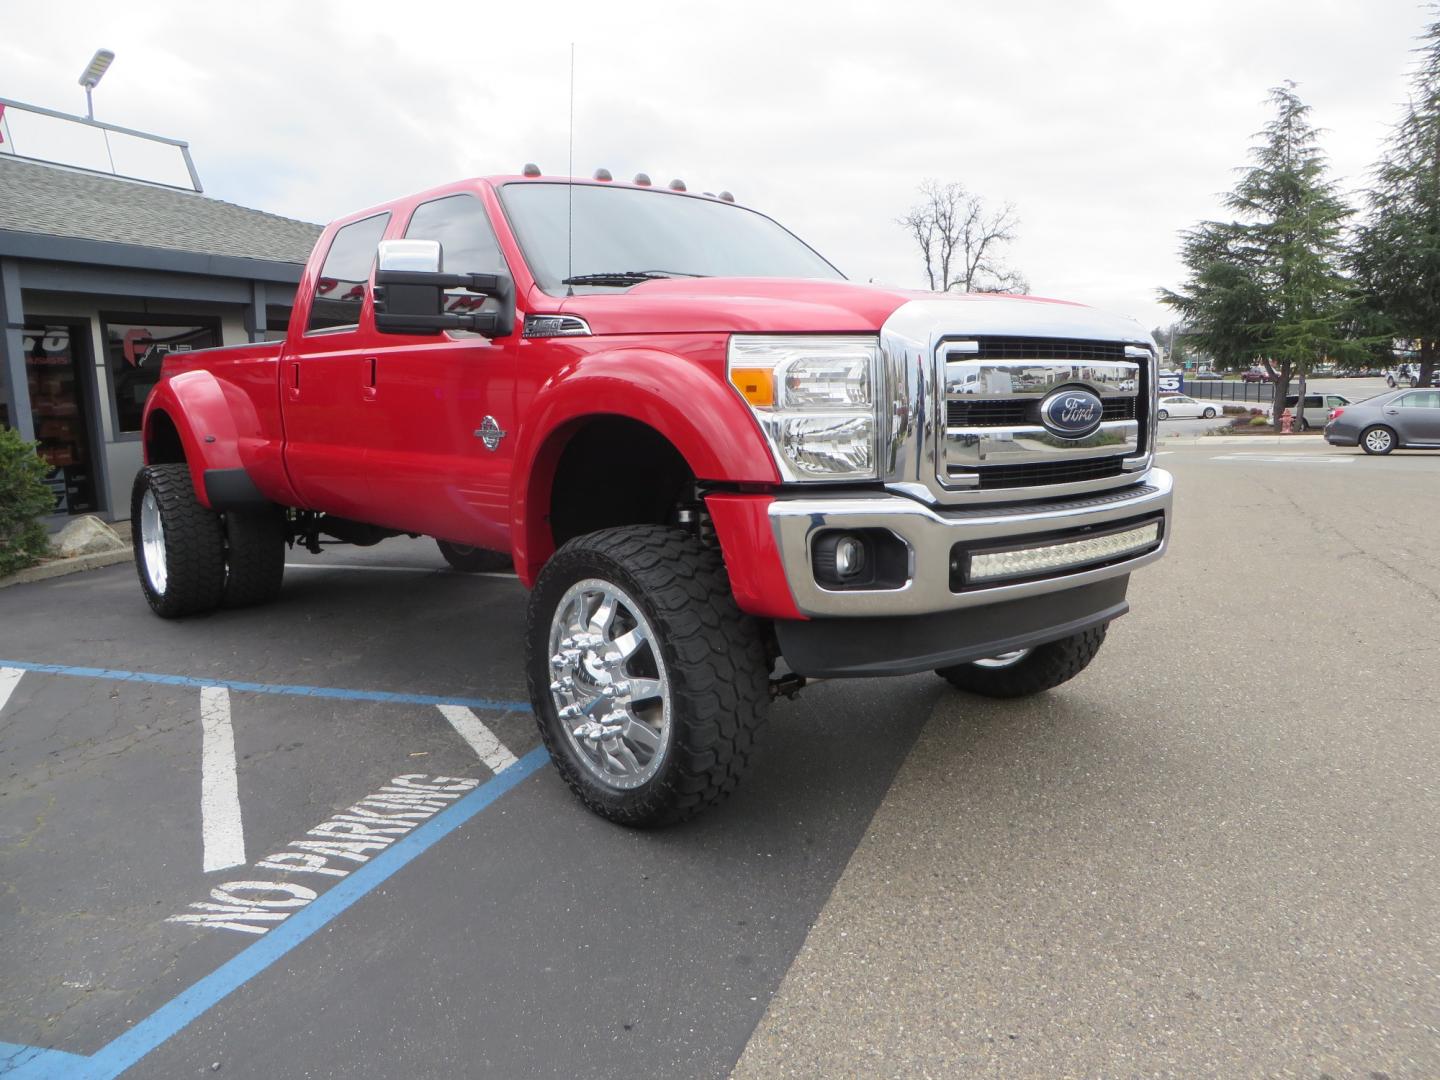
[2,441,1438,1078]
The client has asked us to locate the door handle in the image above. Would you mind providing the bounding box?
[1384,408,1399,415]
[286,361,300,399]
[362,357,377,402]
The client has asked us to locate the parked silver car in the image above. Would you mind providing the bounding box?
[1325,388,1440,455]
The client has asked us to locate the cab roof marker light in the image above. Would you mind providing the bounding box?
[522,163,542,177]
[718,191,735,203]
[669,179,687,191]
[634,173,652,186]
[593,168,612,181]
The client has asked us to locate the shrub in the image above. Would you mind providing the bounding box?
[0,427,54,577]
[1249,415,1271,427]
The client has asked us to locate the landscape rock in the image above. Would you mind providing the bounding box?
[53,515,126,558]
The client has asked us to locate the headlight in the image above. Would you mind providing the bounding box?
[728,335,879,481]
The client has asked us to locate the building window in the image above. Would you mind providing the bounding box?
[307,213,389,333]
[23,323,98,514]
[103,316,220,434]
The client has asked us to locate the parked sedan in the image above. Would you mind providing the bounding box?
[1325,388,1440,454]
[1157,395,1220,420]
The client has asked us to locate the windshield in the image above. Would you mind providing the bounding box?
[499,182,844,294]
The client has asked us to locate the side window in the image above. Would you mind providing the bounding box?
[1305,395,1322,408]
[307,213,391,333]
[1400,390,1440,408]
[1325,396,1345,409]
[403,194,505,315]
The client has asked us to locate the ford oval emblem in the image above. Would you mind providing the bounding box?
[1040,388,1104,438]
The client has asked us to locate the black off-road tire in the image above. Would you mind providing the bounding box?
[436,539,512,573]
[131,464,226,618]
[525,525,769,827]
[223,507,287,608]
[935,625,1108,699]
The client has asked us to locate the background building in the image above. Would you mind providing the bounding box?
[0,97,321,523]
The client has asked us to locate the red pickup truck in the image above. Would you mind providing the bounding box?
[134,171,1172,825]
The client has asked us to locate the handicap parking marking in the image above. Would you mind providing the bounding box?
[0,748,548,1080]
[0,660,541,1077]
[200,687,246,873]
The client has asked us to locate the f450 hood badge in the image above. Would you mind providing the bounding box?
[475,416,507,451]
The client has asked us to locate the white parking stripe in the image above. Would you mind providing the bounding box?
[0,666,24,712]
[436,704,519,774]
[201,686,247,872]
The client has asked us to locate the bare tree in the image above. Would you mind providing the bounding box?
[898,180,1028,294]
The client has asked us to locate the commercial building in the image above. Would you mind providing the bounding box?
[0,97,320,523]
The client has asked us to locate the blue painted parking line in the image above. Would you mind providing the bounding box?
[0,746,550,1079]
[0,1045,87,1077]
[0,660,531,714]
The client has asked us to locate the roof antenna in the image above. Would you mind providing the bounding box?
[566,42,575,297]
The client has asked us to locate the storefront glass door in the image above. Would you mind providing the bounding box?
[23,322,98,514]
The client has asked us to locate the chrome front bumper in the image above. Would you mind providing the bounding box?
[768,468,1173,617]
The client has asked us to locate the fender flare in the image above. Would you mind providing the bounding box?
[509,347,780,584]
[142,370,265,510]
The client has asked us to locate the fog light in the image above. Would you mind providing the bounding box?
[834,535,867,578]
[812,529,908,590]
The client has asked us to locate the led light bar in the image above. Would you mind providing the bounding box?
[966,521,1162,585]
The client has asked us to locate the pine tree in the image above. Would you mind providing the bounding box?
[1163,83,1354,422]
[1353,10,1440,389]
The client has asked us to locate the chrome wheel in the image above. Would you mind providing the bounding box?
[973,649,1030,669]
[1364,428,1393,453]
[139,488,168,595]
[547,579,670,791]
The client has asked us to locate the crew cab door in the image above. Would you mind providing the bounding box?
[362,193,519,549]
[282,212,391,519]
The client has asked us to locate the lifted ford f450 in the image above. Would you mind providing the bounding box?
[133,172,1172,825]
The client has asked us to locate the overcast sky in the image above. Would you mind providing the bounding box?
[1,1,1429,331]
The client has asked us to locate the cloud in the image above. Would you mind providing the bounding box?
[0,0,1424,329]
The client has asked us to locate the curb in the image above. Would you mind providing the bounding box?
[0,547,133,589]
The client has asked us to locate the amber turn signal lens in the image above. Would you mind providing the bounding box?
[730,367,774,407]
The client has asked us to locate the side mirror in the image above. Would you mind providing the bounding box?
[372,239,515,337]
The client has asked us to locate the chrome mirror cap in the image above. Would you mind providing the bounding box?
[377,238,442,274]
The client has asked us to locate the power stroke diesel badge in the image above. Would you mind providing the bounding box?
[1039,388,1104,438]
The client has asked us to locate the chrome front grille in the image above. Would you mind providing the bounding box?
[876,299,1159,507]
[939,337,1151,495]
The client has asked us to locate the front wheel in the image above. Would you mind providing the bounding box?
[131,464,226,618]
[1202,407,1217,419]
[935,626,1108,699]
[436,539,512,573]
[1157,409,1169,420]
[526,526,769,827]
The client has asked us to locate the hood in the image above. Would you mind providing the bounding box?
[547,277,1108,337]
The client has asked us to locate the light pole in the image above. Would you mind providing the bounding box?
[78,49,115,121]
